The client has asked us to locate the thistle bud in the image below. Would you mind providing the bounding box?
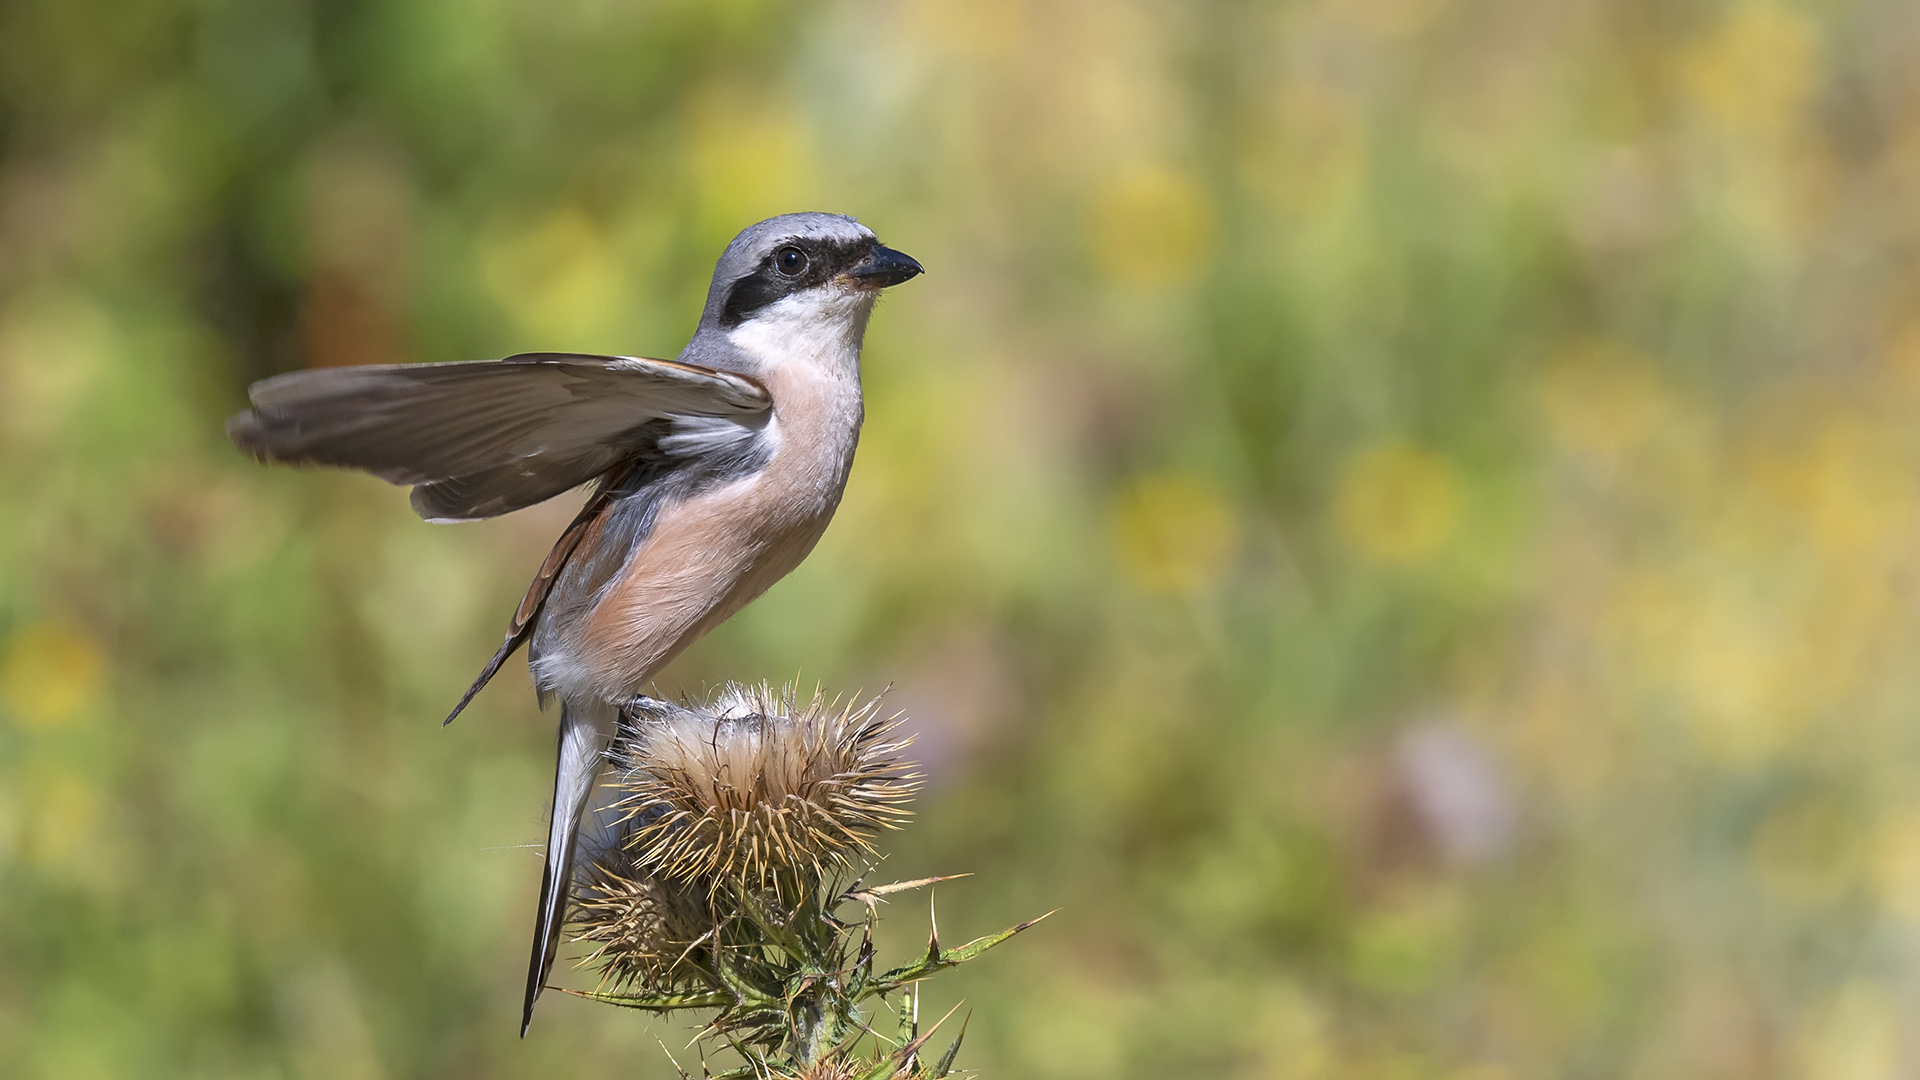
[568,844,710,993]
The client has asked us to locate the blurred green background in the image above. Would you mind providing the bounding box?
[5,0,1920,1075]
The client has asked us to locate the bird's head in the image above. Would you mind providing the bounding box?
[701,213,922,361]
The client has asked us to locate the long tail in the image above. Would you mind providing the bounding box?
[521,697,617,1035]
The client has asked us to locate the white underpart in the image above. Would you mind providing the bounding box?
[725,283,875,497]
[727,284,876,384]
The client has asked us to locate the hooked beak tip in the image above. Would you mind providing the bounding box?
[850,244,923,288]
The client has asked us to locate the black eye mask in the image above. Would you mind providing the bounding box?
[719,237,870,328]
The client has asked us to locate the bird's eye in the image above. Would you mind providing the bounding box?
[774,246,808,276]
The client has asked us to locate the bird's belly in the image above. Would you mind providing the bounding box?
[532,344,863,704]
[533,472,839,702]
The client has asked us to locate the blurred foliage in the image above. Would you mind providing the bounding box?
[4,0,1920,1076]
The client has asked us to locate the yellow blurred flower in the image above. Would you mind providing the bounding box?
[1678,5,1829,249]
[1795,982,1899,1080]
[1681,4,1817,143]
[1086,164,1217,290]
[1745,414,1913,556]
[1110,471,1241,593]
[1333,443,1459,567]
[1,622,105,731]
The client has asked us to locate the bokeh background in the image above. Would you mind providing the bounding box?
[5,0,1920,1075]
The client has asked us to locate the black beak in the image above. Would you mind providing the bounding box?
[849,244,923,288]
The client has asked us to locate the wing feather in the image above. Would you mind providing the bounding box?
[226,352,769,520]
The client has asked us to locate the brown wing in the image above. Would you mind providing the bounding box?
[226,352,770,521]
[227,352,769,721]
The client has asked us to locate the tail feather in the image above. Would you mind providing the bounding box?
[521,698,617,1036]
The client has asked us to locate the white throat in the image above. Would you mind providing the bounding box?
[725,287,877,382]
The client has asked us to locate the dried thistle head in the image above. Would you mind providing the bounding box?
[568,838,712,992]
[610,684,918,889]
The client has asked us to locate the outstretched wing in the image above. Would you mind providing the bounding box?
[226,352,770,521]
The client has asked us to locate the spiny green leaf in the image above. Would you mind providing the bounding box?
[940,910,1055,966]
[557,987,732,1011]
[931,1011,971,1078]
[866,911,1054,996]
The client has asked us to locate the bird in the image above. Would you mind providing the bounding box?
[225,212,922,1034]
